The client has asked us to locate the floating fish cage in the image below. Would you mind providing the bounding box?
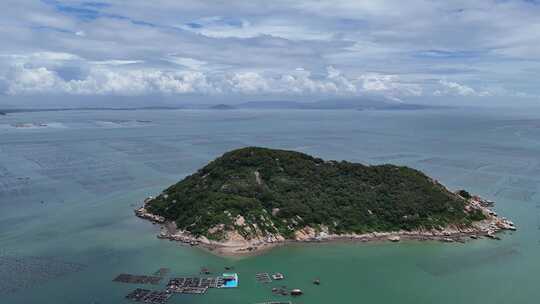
[255,272,272,283]
[113,274,162,285]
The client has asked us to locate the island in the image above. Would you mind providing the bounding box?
[209,104,236,110]
[136,147,515,256]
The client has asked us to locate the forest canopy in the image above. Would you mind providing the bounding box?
[146,147,482,240]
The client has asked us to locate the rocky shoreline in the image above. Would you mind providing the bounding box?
[135,195,516,257]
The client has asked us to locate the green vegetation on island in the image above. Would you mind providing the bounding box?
[146,147,485,240]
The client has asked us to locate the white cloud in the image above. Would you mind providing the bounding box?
[224,67,359,95]
[226,71,270,94]
[434,80,490,97]
[325,66,357,93]
[360,74,423,97]
[165,56,207,70]
[6,64,415,97]
[2,52,81,62]
[89,60,143,66]
[1,1,539,102]
[180,16,333,41]
[342,41,399,58]
[25,11,77,30]
[6,65,64,95]
[6,65,215,96]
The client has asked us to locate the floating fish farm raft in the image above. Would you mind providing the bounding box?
[272,286,290,296]
[112,274,162,285]
[114,268,306,303]
[115,269,239,303]
[125,288,172,304]
[166,273,239,294]
[255,272,272,283]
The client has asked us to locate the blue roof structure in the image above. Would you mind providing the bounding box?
[221,273,238,288]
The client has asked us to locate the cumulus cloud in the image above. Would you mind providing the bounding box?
[434,80,490,97]
[6,65,64,95]
[0,0,539,102]
[360,74,422,99]
[6,64,214,95]
[5,63,415,98]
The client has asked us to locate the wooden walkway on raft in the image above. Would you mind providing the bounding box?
[125,288,171,304]
[113,274,162,285]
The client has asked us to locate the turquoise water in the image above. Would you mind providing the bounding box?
[0,108,539,303]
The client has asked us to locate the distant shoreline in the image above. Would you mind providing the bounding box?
[0,106,187,114]
[0,102,452,114]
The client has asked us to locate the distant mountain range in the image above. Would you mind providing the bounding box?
[234,99,445,110]
[205,99,443,110]
[0,106,186,114]
[1,99,447,114]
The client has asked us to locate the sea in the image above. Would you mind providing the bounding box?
[0,107,539,303]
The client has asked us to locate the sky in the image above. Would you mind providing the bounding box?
[0,0,539,107]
